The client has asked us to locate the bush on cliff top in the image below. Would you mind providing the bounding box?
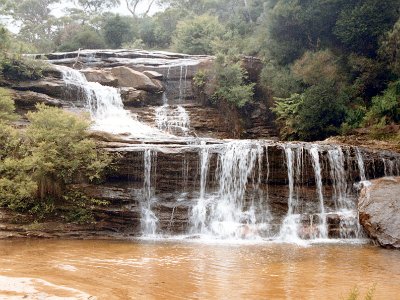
[0,91,110,218]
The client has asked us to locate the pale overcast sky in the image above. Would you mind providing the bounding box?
[2,1,163,33]
[53,0,163,17]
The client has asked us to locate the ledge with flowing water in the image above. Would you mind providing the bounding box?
[3,51,400,245]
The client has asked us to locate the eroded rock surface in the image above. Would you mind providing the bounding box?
[359,177,400,248]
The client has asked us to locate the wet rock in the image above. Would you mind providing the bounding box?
[12,90,63,108]
[120,88,148,106]
[12,80,65,99]
[359,177,400,248]
[110,66,163,92]
[143,70,163,80]
[81,68,118,87]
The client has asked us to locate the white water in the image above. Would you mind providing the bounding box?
[309,146,328,239]
[279,146,301,242]
[155,101,190,135]
[356,148,367,181]
[155,64,191,135]
[189,141,265,239]
[327,147,350,210]
[58,65,166,138]
[56,65,400,244]
[141,149,158,236]
[190,141,210,233]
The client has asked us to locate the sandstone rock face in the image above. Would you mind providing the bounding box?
[359,177,400,248]
[143,70,163,80]
[111,66,163,92]
[81,68,118,87]
[120,88,148,107]
[12,90,63,108]
[13,80,65,99]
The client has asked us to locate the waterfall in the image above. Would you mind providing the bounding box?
[155,101,190,135]
[279,146,301,242]
[155,64,191,135]
[327,147,350,210]
[356,149,367,181]
[310,146,328,239]
[190,142,210,233]
[141,149,158,236]
[189,141,264,239]
[58,65,165,138]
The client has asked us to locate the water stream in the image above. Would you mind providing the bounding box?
[57,65,400,245]
[0,240,399,300]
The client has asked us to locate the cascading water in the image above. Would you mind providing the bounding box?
[327,147,349,210]
[190,141,210,233]
[189,141,266,239]
[141,149,158,236]
[155,94,190,135]
[55,61,400,244]
[309,146,328,239]
[58,65,165,138]
[356,149,367,181]
[154,64,191,135]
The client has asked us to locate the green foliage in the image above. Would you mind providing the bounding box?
[273,83,347,141]
[26,104,111,200]
[0,57,44,80]
[0,98,111,216]
[260,64,302,98]
[379,18,400,77]
[103,14,136,48]
[364,81,400,126]
[272,93,303,140]
[173,14,223,54]
[334,0,399,56]
[212,56,255,108]
[193,70,207,89]
[0,88,17,123]
[291,50,346,87]
[61,190,109,224]
[57,25,106,52]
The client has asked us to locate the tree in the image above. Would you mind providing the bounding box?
[172,14,222,54]
[211,55,255,108]
[1,0,60,52]
[75,0,120,14]
[103,14,136,48]
[291,50,346,87]
[124,0,157,18]
[364,81,400,126]
[25,104,110,200]
[379,18,400,77]
[334,0,400,57]
[0,88,37,211]
[57,24,106,51]
[151,8,184,48]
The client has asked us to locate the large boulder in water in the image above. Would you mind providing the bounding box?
[359,177,400,248]
[110,66,163,92]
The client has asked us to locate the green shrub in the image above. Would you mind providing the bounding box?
[173,14,223,55]
[0,57,44,81]
[26,104,111,200]
[363,80,400,126]
[273,83,347,141]
[211,56,255,108]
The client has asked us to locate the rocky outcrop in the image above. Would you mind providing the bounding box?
[359,177,400,248]
[81,68,118,87]
[110,66,163,92]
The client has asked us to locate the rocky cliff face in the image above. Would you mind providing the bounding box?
[359,177,400,249]
[2,50,400,243]
[24,49,277,139]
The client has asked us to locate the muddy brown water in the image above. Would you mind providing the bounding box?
[0,239,399,299]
